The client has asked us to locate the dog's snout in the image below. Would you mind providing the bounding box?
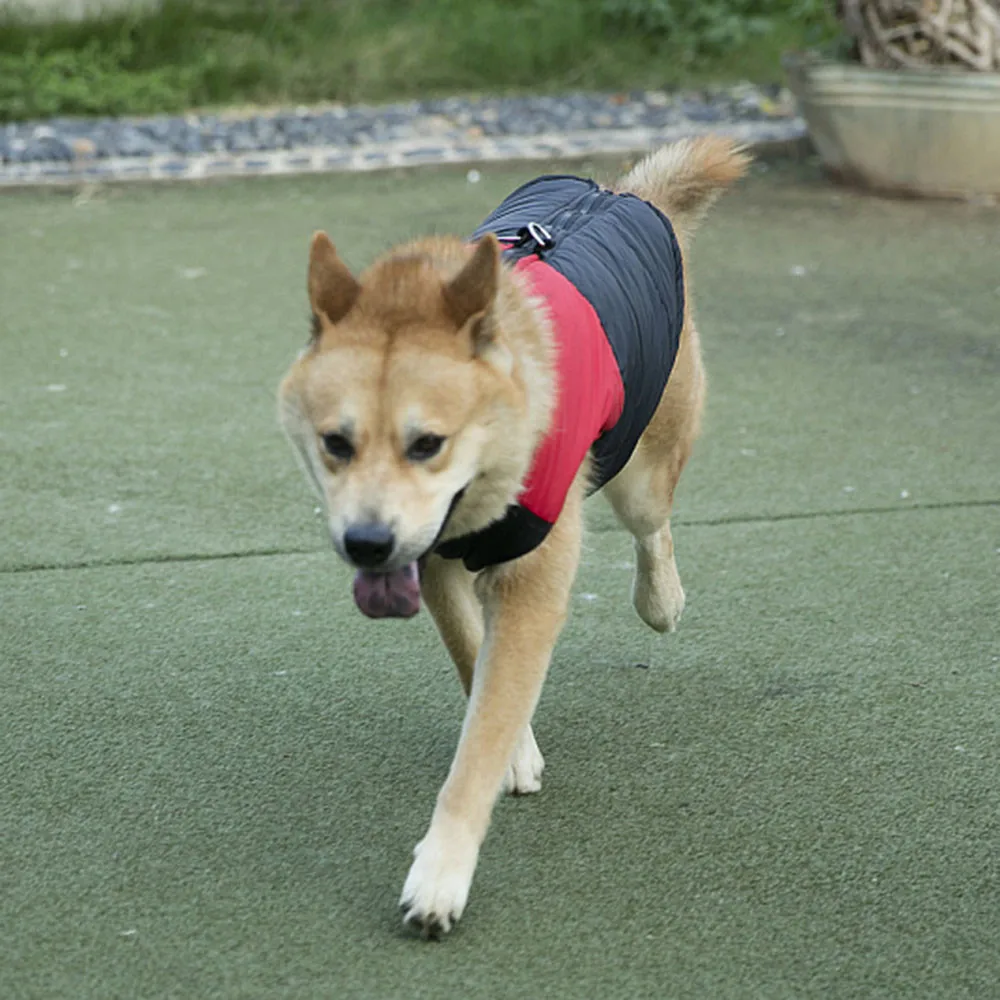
[343,523,395,568]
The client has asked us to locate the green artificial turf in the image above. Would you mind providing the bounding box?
[1,161,998,998]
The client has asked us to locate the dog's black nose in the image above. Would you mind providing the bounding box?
[343,523,395,568]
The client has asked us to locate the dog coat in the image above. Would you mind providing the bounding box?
[436,175,685,572]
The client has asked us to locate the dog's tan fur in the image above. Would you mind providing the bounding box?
[279,136,750,936]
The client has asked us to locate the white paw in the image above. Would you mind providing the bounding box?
[503,725,545,795]
[633,557,685,633]
[399,819,479,938]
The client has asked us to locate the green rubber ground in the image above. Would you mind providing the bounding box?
[2,161,998,999]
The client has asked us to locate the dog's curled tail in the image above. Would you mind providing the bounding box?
[616,135,751,243]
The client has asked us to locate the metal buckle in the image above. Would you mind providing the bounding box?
[512,221,555,253]
[525,221,554,250]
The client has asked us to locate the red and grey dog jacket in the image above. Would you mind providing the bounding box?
[436,175,685,572]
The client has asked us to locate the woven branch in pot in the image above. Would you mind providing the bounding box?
[837,0,1000,70]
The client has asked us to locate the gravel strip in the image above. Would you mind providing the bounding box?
[1,86,803,187]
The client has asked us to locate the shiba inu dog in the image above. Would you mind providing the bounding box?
[278,136,749,937]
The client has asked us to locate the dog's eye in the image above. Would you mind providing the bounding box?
[407,434,445,462]
[322,432,354,461]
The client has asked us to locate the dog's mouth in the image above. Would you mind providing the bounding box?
[352,563,422,619]
[348,486,468,620]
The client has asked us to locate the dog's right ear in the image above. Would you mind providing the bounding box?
[443,234,501,357]
[308,232,360,334]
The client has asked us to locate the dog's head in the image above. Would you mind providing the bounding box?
[279,232,539,618]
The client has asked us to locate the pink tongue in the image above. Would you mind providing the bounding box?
[353,562,421,619]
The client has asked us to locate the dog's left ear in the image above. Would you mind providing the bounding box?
[443,234,500,354]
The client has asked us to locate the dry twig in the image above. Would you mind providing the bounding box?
[837,0,1000,70]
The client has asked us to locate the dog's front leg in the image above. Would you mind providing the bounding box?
[422,554,546,797]
[400,487,583,937]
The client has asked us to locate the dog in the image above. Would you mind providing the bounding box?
[278,136,749,937]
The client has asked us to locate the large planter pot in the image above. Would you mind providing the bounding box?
[784,53,1000,198]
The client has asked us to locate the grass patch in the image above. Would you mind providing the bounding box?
[0,0,837,121]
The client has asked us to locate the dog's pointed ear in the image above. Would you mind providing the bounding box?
[308,232,360,333]
[443,234,500,353]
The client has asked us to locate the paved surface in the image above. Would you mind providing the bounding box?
[0,85,802,186]
[1,161,998,998]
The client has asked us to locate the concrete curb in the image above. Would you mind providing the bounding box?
[0,119,808,189]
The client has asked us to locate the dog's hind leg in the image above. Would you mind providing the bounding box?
[601,321,705,634]
[421,555,544,795]
[603,454,687,633]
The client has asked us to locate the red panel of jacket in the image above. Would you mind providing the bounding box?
[512,256,625,524]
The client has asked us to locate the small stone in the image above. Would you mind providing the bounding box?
[226,130,257,152]
[170,123,202,154]
[116,126,156,157]
[252,117,279,149]
[23,136,74,162]
[681,101,723,123]
[70,137,97,159]
[420,114,452,135]
[735,96,765,120]
[88,131,117,159]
